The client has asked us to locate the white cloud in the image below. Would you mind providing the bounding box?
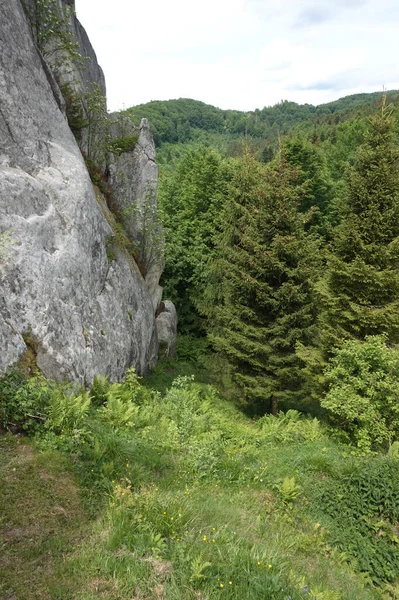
[75,0,399,112]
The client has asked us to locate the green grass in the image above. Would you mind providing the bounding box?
[0,435,89,599]
[1,372,398,599]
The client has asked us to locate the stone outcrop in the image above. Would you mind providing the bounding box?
[0,0,158,382]
[109,118,165,311]
[156,301,178,358]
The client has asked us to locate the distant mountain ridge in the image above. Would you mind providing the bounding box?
[125,91,399,148]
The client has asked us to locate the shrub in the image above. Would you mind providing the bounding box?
[313,456,399,585]
[0,372,52,433]
[322,336,399,452]
[108,134,139,157]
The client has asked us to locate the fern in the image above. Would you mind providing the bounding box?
[99,384,138,429]
[46,389,91,434]
[275,476,302,504]
[91,375,110,406]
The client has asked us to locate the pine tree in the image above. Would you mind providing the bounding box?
[319,98,399,346]
[159,146,229,333]
[204,151,319,414]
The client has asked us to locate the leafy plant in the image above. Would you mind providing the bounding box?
[23,0,83,69]
[46,388,91,435]
[99,384,138,429]
[108,134,139,156]
[91,374,110,406]
[322,335,399,451]
[275,476,302,504]
[0,372,50,433]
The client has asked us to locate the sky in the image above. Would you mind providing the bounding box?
[75,0,399,113]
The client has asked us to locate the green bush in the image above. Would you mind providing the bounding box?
[0,372,52,433]
[322,335,399,452]
[108,134,139,156]
[313,456,399,585]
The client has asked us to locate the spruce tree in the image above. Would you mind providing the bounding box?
[204,151,318,414]
[319,99,399,346]
[159,146,228,333]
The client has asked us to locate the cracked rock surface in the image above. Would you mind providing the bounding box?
[0,0,157,382]
[109,118,164,311]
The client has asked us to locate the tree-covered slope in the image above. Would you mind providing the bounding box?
[124,91,399,149]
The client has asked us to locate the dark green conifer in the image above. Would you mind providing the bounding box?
[319,98,399,346]
[204,151,318,414]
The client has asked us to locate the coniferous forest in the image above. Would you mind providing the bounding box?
[3,89,399,600]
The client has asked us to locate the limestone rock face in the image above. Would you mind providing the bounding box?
[156,301,178,359]
[0,0,157,382]
[109,119,165,311]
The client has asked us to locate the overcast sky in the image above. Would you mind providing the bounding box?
[75,0,399,113]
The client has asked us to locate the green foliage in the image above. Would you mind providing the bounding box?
[57,79,87,143]
[108,134,139,156]
[282,136,334,234]
[0,372,50,433]
[202,150,319,413]
[313,456,399,586]
[274,476,302,504]
[322,336,399,451]
[257,409,324,444]
[46,388,91,435]
[82,83,110,166]
[125,92,399,151]
[24,0,83,69]
[99,387,138,429]
[91,374,111,406]
[96,369,142,429]
[319,100,399,348]
[159,145,230,333]
[1,368,396,597]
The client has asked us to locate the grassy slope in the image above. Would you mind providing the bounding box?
[2,371,397,599]
[0,436,88,599]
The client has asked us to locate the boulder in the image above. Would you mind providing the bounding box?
[156,301,178,358]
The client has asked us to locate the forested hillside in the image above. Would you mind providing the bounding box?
[124,91,399,160]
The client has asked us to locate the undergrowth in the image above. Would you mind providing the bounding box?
[0,368,398,599]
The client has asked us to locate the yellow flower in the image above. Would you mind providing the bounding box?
[257,561,261,566]
[203,535,207,541]
[229,581,232,585]
[268,564,272,569]
[220,583,224,588]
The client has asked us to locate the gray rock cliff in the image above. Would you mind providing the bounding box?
[109,118,165,312]
[0,0,158,382]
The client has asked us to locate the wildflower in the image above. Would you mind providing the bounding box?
[220,583,224,588]
[268,564,272,569]
[229,581,232,585]
[257,561,261,566]
[203,535,207,541]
